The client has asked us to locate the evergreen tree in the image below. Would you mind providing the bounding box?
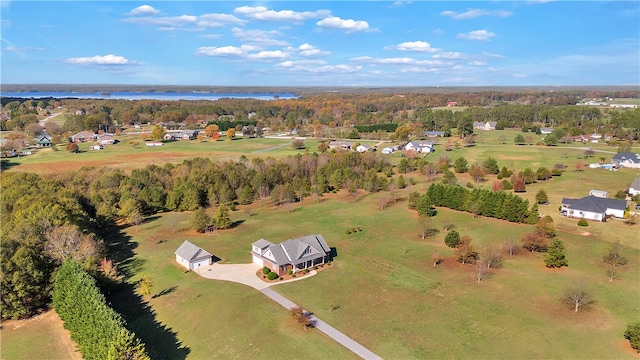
[444,229,461,248]
[214,205,232,229]
[397,175,406,189]
[528,203,540,224]
[190,207,211,233]
[545,239,568,268]
[624,321,640,353]
[483,157,500,174]
[536,189,549,204]
[453,157,468,173]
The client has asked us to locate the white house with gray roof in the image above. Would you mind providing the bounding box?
[611,152,640,169]
[251,235,331,276]
[561,195,627,221]
[175,240,213,271]
[629,177,640,197]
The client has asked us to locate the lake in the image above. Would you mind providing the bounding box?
[0,91,297,101]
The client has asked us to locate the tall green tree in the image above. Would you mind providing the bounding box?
[535,189,549,204]
[190,207,211,233]
[444,229,461,248]
[214,205,232,229]
[453,157,468,173]
[545,239,568,268]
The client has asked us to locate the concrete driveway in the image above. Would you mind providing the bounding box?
[197,262,316,290]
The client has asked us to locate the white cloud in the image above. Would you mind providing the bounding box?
[247,50,288,60]
[66,54,138,66]
[277,60,361,73]
[195,45,258,57]
[127,5,159,16]
[298,43,330,57]
[390,1,412,7]
[468,61,486,66]
[123,15,197,27]
[482,51,505,58]
[441,9,512,20]
[231,28,289,46]
[350,56,447,66]
[4,45,48,51]
[234,6,330,22]
[198,13,246,27]
[457,30,496,41]
[317,17,370,33]
[391,41,439,52]
[432,52,464,59]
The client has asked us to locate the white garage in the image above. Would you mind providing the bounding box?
[175,240,213,271]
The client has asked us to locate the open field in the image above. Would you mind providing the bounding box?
[0,310,81,360]
[2,128,640,359]
[110,177,638,359]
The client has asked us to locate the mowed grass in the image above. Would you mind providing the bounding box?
[5,137,324,174]
[1,311,80,360]
[120,171,640,359]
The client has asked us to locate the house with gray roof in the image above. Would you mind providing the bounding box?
[404,141,433,153]
[71,130,96,143]
[175,240,213,271]
[251,234,331,276]
[473,121,497,131]
[628,177,640,197]
[611,152,640,169]
[561,195,627,221]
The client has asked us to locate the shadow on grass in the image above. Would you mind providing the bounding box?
[229,219,245,229]
[329,247,338,260]
[108,285,190,360]
[103,224,190,359]
[0,159,20,171]
[152,286,177,299]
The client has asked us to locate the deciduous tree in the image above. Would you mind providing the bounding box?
[150,125,166,141]
[562,281,594,312]
[455,235,478,264]
[603,241,628,267]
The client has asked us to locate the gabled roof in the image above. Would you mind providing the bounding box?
[175,240,213,262]
[252,238,274,250]
[72,130,95,138]
[254,234,330,266]
[562,195,626,213]
[630,177,640,190]
[406,141,433,148]
[612,152,640,164]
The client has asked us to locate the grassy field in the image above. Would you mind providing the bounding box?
[110,173,640,359]
[3,128,640,359]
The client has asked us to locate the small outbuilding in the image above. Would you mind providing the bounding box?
[175,240,213,271]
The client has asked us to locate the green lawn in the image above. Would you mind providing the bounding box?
[112,169,640,359]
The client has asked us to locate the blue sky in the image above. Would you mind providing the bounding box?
[1,1,638,86]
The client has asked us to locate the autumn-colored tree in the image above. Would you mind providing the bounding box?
[290,306,314,328]
[455,235,478,264]
[317,142,328,153]
[536,215,556,238]
[151,125,166,141]
[226,128,236,140]
[66,142,79,153]
[513,176,526,192]
[468,163,486,183]
[492,180,503,192]
[204,124,220,137]
[562,281,593,312]
[521,231,549,252]
[139,274,153,300]
[575,161,585,171]
[44,224,102,267]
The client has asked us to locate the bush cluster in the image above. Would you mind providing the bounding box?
[577,219,589,227]
[262,266,270,275]
[267,272,278,280]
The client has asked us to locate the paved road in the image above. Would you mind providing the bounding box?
[198,263,382,359]
[260,288,382,360]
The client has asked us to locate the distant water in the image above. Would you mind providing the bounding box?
[0,91,297,101]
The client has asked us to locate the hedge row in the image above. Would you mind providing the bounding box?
[354,123,398,133]
[53,260,148,360]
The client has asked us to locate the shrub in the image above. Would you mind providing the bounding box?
[262,266,270,275]
[624,321,640,352]
[304,269,310,274]
[356,227,361,232]
[345,229,351,234]
[577,219,589,227]
[279,277,283,281]
[287,269,293,275]
[466,182,474,188]
[313,266,318,270]
[267,272,278,280]
[292,274,297,278]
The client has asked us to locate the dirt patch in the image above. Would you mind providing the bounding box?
[532,295,615,330]
[620,339,640,358]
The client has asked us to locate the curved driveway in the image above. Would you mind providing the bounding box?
[197,262,382,360]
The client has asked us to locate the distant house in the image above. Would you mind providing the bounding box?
[404,141,433,153]
[381,147,394,155]
[356,144,370,153]
[71,131,96,142]
[164,130,199,141]
[447,101,457,107]
[539,127,553,134]
[145,142,163,147]
[328,140,354,150]
[424,131,445,138]
[561,195,627,221]
[588,190,609,198]
[611,152,640,169]
[175,240,213,271]
[251,235,331,276]
[97,134,115,145]
[91,145,103,150]
[629,177,640,196]
[36,133,52,147]
[473,121,497,131]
